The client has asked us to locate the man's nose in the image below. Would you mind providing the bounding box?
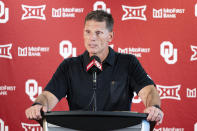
[90,33,97,41]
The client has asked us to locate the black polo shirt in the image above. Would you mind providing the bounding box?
[45,47,155,111]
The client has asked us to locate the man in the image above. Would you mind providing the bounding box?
[25,10,163,125]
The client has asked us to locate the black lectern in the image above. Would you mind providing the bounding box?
[43,111,150,131]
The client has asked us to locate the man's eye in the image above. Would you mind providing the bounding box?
[96,31,102,35]
[85,30,90,34]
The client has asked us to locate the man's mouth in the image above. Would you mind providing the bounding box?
[88,44,97,48]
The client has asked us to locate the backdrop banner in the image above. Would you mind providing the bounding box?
[0,0,197,130]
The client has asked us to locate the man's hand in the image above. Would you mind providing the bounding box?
[25,105,47,120]
[144,106,164,125]
[25,91,59,120]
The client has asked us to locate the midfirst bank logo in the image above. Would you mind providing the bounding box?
[18,46,50,57]
[154,127,184,131]
[122,5,146,21]
[118,47,150,57]
[93,1,110,14]
[25,79,42,102]
[59,40,77,59]
[191,45,197,61]
[153,8,185,18]
[156,85,181,100]
[52,8,84,18]
[21,5,46,20]
[0,1,9,23]
[0,44,12,59]
[21,123,42,131]
[0,119,8,131]
[160,41,178,64]
[187,88,196,98]
[0,85,16,96]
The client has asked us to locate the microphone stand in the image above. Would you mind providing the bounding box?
[92,72,97,111]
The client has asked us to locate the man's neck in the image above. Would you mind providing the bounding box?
[89,48,109,62]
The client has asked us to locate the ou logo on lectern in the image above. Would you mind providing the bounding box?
[25,79,42,102]
[0,1,9,23]
[59,40,77,59]
[160,41,178,64]
[0,119,8,131]
[93,1,110,14]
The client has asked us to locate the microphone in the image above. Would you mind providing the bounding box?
[86,56,102,73]
[86,56,102,111]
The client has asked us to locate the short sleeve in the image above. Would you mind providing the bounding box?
[129,55,155,94]
[44,60,69,101]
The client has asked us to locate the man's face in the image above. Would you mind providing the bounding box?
[83,20,113,57]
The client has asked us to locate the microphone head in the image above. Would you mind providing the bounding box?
[86,56,102,73]
[90,56,101,63]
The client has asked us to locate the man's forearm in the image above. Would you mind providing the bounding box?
[139,85,161,108]
[145,87,161,107]
[34,91,59,111]
[140,85,164,126]
[34,94,48,107]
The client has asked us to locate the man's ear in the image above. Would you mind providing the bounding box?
[108,31,114,42]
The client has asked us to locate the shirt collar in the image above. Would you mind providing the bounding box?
[102,47,115,66]
[82,47,116,71]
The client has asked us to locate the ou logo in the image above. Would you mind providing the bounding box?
[132,92,142,103]
[195,122,197,131]
[93,1,111,14]
[160,41,178,64]
[59,40,77,59]
[0,1,9,23]
[0,119,8,131]
[25,79,42,102]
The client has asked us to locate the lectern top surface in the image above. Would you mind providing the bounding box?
[44,111,148,118]
[43,111,148,130]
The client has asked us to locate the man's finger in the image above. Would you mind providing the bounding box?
[147,108,155,121]
[35,107,42,119]
[151,108,159,121]
[42,106,48,113]
[30,109,35,120]
[155,111,163,122]
[156,117,162,125]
